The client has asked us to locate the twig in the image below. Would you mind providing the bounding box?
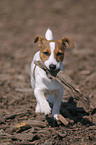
[58,114,68,125]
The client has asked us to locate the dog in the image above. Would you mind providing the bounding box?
[31,28,74,120]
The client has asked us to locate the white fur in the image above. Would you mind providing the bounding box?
[31,29,64,120]
[45,28,53,40]
[45,42,61,70]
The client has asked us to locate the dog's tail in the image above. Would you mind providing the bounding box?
[45,28,53,40]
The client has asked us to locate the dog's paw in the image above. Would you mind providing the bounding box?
[40,101,51,115]
[35,103,41,113]
[53,114,59,120]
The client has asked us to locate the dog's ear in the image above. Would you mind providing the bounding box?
[61,37,74,48]
[34,35,47,48]
[34,35,43,43]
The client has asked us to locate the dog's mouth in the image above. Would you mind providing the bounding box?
[46,69,60,79]
[49,69,60,76]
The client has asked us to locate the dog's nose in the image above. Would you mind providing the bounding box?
[49,64,56,71]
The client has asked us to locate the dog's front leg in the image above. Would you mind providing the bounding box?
[52,88,64,120]
[34,88,51,115]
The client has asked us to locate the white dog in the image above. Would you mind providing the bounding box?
[31,29,74,120]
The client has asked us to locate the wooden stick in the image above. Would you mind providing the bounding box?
[58,114,68,125]
[34,60,95,114]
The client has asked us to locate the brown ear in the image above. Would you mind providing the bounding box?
[61,37,74,48]
[34,35,43,43]
[34,35,47,48]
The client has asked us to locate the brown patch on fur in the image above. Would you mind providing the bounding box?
[40,46,51,62]
[34,35,74,62]
[54,40,65,62]
[34,35,51,61]
[34,35,47,48]
[40,39,51,62]
[53,37,74,62]
[61,37,74,48]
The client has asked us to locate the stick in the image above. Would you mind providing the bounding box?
[58,114,68,125]
[34,60,95,114]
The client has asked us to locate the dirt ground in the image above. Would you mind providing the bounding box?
[0,0,96,144]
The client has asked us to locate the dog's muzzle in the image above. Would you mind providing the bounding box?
[46,64,60,79]
[49,64,56,71]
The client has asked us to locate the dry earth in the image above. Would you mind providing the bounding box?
[0,0,96,144]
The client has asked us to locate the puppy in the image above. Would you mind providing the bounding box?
[31,28,74,120]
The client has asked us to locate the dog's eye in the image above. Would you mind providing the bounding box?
[43,52,50,56]
[56,52,63,57]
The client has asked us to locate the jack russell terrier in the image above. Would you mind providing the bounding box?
[31,28,74,120]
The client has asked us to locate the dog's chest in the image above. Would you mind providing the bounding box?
[40,73,63,95]
[38,69,62,89]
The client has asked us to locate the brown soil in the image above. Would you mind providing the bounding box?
[0,0,96,144]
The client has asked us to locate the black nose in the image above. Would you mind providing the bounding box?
[49,64,56,71]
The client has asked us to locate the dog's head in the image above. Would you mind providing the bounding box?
[34,35,74,72]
